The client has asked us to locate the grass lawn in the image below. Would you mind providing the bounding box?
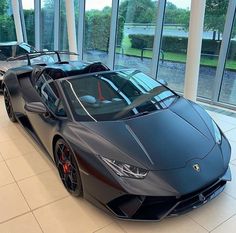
[116,36,236,70]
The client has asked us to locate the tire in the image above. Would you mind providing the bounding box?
[3,87,17,122]
[54,139,83,197]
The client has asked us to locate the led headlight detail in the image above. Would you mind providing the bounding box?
[101,157,148,179]
[212,120,222,144]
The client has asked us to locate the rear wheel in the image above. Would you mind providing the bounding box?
[54,139,83,197]
[3,87,17,122]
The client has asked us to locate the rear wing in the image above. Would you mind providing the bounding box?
[6,51,79,65]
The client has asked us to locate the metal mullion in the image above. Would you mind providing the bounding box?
[34,0,41,50]
[77,0,85,60]
[107,0,119,69]
[212,0,236,102]
[152,0,166,80]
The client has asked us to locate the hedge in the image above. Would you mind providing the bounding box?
[128,34,236,58]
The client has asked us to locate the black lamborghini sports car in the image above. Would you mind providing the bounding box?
[2,52,231,220]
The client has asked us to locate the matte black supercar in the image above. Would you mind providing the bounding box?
[2,52,231,220]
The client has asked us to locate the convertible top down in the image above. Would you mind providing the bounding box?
[2,52,231,220]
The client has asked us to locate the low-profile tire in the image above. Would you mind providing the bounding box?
[3,87,17,122]
[54,139,83,197]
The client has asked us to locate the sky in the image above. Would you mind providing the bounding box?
[22,0,191,10]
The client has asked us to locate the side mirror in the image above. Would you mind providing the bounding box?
[24,102,47,114]
[158,79,168,86]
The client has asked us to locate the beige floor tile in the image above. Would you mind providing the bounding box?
[0,125,23,142]
[214,118,236,133]
[34,196,113,233]
[225,129,236,142]
[18,170,68,209]
[0,213,43,233]
[188,192,236,231]
[224,164,236,199]
[0,137,38,160]
[231,160,236,166]
[0,161,14,187]
[118,215,207,233]
[0,183,29,223]
[73,197,114,229]
[229,140,236,161]
[211,214,236,233]
[213,114,236,126]
[0,152,3,162]
[0,118,13,129]
[207,110,220,120]
[96,223,124,233]
[6,151,52,181]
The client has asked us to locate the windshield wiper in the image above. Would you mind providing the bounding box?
[122,111,150,120]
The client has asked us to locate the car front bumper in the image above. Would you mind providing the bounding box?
[81,166,231,221]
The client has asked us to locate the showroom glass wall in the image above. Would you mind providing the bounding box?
[114,0,158,75]
[158,0,191,93]
[20,0,236,110]
[219,9,236,106]
[0,0,16,42]
[59,0,69,51]
[21,0,35,46]
[41,0,54,50]
[197,0,229,100]
[83,0,112,65]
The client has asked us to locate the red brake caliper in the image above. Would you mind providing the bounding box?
[61,148,71,174]
[63,163,71,174]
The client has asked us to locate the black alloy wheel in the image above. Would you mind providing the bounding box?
[55,139,83,197]
[3,87,17,122]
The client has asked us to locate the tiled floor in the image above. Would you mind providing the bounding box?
[0,95,236,233]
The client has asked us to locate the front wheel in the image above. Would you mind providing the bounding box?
[54,139,83,197]
[3,87,17,122]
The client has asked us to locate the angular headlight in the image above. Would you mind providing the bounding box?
[101,156,148,179]
[212,120,222,144]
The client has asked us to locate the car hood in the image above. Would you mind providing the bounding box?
[81,98,217,171]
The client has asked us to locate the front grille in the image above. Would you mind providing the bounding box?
[106,179,226,220]
[107,195,176,220]
[170,180,226,215]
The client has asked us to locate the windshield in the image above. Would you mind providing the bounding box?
[61,70,178,121]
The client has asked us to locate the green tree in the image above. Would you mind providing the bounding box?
[165,2,190,26]
[119,0,157,24]
[204,0,228,40]
[0,0,8,16]
[23,9,35,46]
[0,0,16,42]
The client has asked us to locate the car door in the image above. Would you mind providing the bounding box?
[26,72,66,152]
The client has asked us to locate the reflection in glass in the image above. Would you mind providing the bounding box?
[41,0,54,50]
[59,0,69,51]
[62,70,177,122]
[22,0,35,46]
[197,0,229,99]
[83,0,112,65]
[114,0,158,75]
[219,10,236,106]
[158,1,191,93]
